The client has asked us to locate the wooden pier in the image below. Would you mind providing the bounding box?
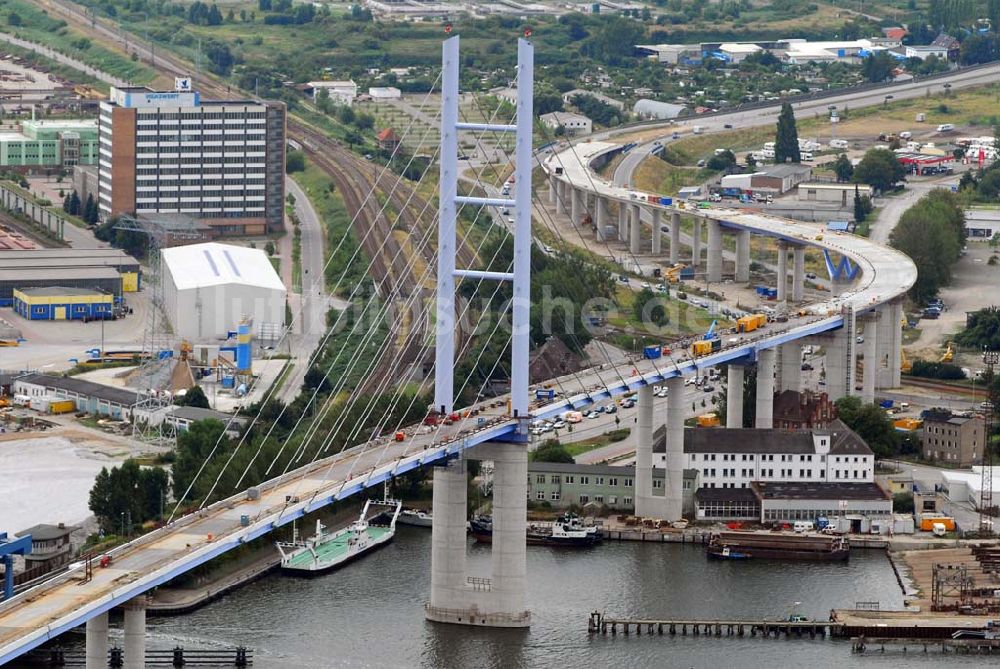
[587,611,838,639]
[853,637,1000,654]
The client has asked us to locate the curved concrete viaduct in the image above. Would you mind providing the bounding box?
[542,139,917,519]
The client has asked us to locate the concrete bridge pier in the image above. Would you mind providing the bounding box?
[630,204,642,255]
[428,457,469,619]
[651,209,662,255]
[777,342,801,393]
[123,599,146,669]
[755,349,776,428]
[792,246,805,303]
[618,203,628,242]
[862,312,879,404]
[735,230,751,283]
[776,243,788,303]
[670,212,681,265]
[554,180,565,215]
[663,376,685,521]
[691,220,701,268]
[548,175,557,205]
[706,219,722,283]
[889,301,903,387]
[85,612,108,669]
[726,365,744,428]
[821,312,857,401]
[594,197,607,240]
[570,187,581,225]
[634,385,657,516]
[427,445,530,627]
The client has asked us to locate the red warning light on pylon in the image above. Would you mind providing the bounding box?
[524,27,533,38]
[444,23,452,34]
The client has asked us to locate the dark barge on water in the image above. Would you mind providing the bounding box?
[707,531,850,561]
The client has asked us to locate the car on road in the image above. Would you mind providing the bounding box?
[856,336,864,344]
[543,245,555,254]
[702,385,715,392]
[586,410,600,419]
[671,132,680,140]
[605,404,617,414]
[801,363,814,371]
[618,274,630,283]
[656,387,669,398]
[552,420,566,429]
[805,272,817,280]
[620,398,636,409]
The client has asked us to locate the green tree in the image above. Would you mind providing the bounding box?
[833,153,854,182]
[68,190,81,215]
[7,12,21,26]
[889,188,965,302]
[177,384,210,409]
[861,51,896,83]
[531,439,574,463]
[853,148,905,193]
[89,460,169,534]
[774,102,800,164]
[835,396,900,458]
[893,492,914,513]
[285,150,305,173]
[172,419,230,501]
[707,149,737,171]
[957,307,1000,350]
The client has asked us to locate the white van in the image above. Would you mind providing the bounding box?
[937,123,955,132]
[800,151,813,161]
[899,131,912,140]
[793,521,815,533]
[829,138,848,149]
[692,126,705,135]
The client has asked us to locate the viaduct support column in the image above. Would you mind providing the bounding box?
[726,365,744,429]
[755,349,776,429]
[652,209,662,255]
[85,612,109,669]
[670,212,681,265]
[630,204,642,255]
[570,187,581,225]
[778,342,801,393]
[548,175,557,205]
[792,247,805,303]
[706,219,722,283]
[427,457,468,619]
[862,313,879,404]
[634,385,657,516]
[123,599,146,669]
[776,244,788,303]
[691,219,701,268]
[823,310,857,400]
[594,197,606,241]
[554,180,565,215]
[618,203,628,242]
[890,301,903,387]
[735,230,751,283]
[664,376,685,521]
[488,441,529,624]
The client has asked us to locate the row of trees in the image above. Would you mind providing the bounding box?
[835,396,920,459]
[889,189,966,302]
[62,190,100,225]
[89,460,169,535]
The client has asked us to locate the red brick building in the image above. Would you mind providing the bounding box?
[772,390,837,429]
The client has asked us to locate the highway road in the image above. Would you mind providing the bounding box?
[610,63,1000,188]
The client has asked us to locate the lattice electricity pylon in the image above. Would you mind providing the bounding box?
[981,349,999,534]
[112,215,203,446]
[932,563,974,610]
[434,33,533,432]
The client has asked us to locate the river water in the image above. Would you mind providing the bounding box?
[97,529,983,668]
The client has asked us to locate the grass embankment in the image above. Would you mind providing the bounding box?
[0,0,157,84]
[563,428,631,458]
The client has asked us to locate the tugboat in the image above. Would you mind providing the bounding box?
[470,513,602,547]
[276,499,402,575]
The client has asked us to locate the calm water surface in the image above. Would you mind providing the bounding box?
[106,529,984,668]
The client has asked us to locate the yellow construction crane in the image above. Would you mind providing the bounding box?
[901,348,912,373]
[940,341,954,363]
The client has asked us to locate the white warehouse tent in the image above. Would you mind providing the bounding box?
[161,242,286,340]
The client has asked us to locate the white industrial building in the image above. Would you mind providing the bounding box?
[633,99,688,120]
[539,111,592,136]
[308,80,357,105]
[368,86,402,100]
[161,242,286,340]
[940,467,1000,508]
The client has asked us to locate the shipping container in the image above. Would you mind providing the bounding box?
[647,194,658,204]
[736,313,767,333]
[643,345,662,360]
[920,516,955,531]
[535,388,556,401]
[49,400,76,415]
[659,196,673,206]
[690,339,721,356]
[696,414,720,427]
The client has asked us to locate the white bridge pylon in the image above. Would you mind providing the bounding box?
[427,34,533,627]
